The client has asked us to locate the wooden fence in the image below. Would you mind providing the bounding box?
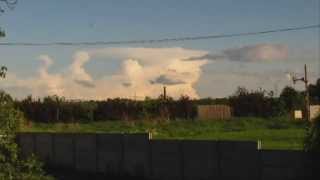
[197,105,232,120]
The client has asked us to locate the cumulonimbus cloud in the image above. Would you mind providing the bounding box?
[2,47,208,99]
[186,43,288,62]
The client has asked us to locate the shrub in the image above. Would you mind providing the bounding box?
[304,115,320,152]
[0,91,53,179]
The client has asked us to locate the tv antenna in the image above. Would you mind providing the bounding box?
[290,64,310,122]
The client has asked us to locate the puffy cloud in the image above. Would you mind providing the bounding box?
[69,51,92,82]
[36,55,64,96]
[186,43,288,62]
[3,47,208,99]
[1,56,64,98]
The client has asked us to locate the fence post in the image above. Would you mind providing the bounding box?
[52,134,55,167]
[72,134,76,170]
[217,141,221,179]
[180,141,184,180]
[120,133,125,175]
[95,134,98,173]
[148,132,153,179]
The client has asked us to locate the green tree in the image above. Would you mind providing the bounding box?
[229,87,283,117]
[304,115,320,152]
[0,91,53,179]
[309,78,320,104]
[0,68,52,179]
[279,86,304,112]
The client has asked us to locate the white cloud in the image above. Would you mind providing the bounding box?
[2,47,208,99]
[69,51,92,81]
[37,55,64,96]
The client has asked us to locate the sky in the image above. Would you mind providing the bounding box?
[0,0,319,99]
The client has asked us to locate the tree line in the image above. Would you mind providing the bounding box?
[10,78,319,123]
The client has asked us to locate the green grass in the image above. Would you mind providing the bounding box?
[20,117,307,150]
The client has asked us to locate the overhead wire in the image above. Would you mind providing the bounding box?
[0,24,319,46]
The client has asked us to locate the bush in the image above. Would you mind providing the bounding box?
[304,115,320,152]
[229,87,285,117]
[0,91,53,179]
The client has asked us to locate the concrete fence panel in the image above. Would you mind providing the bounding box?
[219,141,259,180]
[18,133,320,180]
[123,133,150,177]
[182,140,219,180]
[53,134,75,169]
[34,133,53,163]
[96,134,123,174]
[74,134,97,172]
[151,140,183,180]
[17,133,35,158]
[261,150,313,180]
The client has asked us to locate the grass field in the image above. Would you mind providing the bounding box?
[20,117,307,150]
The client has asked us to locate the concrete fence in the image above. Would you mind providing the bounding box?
[17,133,319,180]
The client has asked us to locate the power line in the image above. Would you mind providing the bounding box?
[0,24,319,46]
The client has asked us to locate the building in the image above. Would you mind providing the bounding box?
[310,105,320,121]
[293,105,320,121]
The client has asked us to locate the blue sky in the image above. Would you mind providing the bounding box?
[0,0,319,99]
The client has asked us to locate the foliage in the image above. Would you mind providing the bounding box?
[13,79,320,123]
[280,86,304,112]
[16,95,197,123]
[14,87,296,123]
[0,90,52,179]
[304,115,320,152]
[229,87,285,117]
[309,79,320,104]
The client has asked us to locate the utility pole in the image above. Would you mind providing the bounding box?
[304,64,310,122]
[292,64,310,122]
[163,86,167,100]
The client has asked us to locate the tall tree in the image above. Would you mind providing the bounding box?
[309,78,320,104]
[279,86,304,112]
